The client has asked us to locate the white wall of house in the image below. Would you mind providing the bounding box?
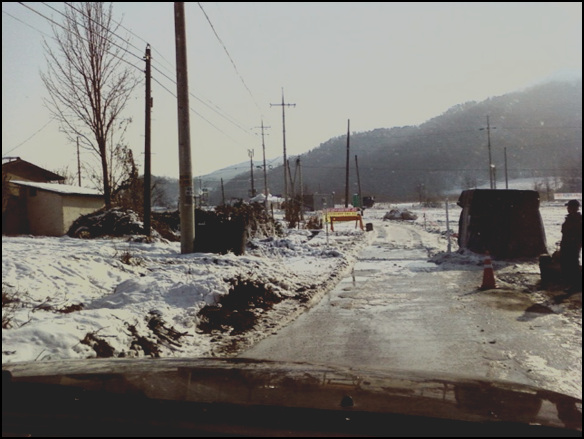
[24,189,104,236]
[62,195,104,234]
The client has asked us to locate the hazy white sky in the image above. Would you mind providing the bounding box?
[2,2,582,180]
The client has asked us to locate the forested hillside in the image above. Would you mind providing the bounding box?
[210,78,581,204]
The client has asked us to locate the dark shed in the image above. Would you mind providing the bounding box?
[457,189,547,259]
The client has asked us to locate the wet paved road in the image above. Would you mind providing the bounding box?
[240,220,582,399]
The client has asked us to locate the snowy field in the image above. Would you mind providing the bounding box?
[1,200,579,365]
[378,200,569,255]
[2,221,368,363]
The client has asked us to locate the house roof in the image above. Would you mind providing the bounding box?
[11,180,103,197]
[2,158,65,182]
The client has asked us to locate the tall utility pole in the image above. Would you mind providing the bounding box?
[287,159,295,197]
[355,155,362,208]
[504,146,509,189]
[221,178,225,206]
[487,116,493,189]
[248,149,256,197]
[297,157,304,221]
[174,2,194,254]
[76,137,81,186]
[445,198,452,253]
[270,88,295,212]
[480,116,496,189]
[345,119,350,207]
[256,120,270,213]
[144,44,152,236]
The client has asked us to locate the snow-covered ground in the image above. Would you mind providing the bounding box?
[2,220,368,363]
[1,201,579,365]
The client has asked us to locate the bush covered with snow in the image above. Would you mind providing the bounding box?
[67,207,152,239]
[66,203,282,249]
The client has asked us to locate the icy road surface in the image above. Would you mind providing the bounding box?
[240,217,582,400]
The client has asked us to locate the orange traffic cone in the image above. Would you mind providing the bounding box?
[480,251,497,290]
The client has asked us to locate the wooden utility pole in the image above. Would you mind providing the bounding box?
[355,155,362,208]
[76,137,81,186]
[221,178,225,206]
[445,198,452,253]
[287,159,294,197]
[248,149,256,197]
[270,88,295,215]
[258,120,270,213]
[174,2,195,253]
[144,44,152,236]
[480,116,496,189]
[345,119,350,207]
[298,157,304,221]
[504,147,509,189]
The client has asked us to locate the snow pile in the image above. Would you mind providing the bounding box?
[383,208,418,221]
[67,207,154,239]
[2,222,367,363]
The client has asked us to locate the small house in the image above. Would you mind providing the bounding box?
[2,158,104,236]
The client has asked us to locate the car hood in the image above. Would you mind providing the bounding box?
[3,357,582,435]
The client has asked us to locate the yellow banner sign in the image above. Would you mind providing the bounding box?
[323,208,360,221]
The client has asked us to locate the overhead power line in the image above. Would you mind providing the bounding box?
[15,2,143,72]
[2,7,52,37]
[150,76,233,140]
[3,118,57,155]
[8,3,255,145]
[58,2,144,60]
[196,2,263,115]
[151,65,251,135]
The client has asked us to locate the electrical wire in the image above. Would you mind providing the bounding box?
[3,118,57,156]
[16,2,143,72]
[9,3,255,146]
[196,2,263,115]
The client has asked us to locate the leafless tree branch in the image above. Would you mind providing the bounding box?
[41,2,139,208]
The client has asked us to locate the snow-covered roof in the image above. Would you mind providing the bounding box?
[249,193,284,203]
[11,180,103,197]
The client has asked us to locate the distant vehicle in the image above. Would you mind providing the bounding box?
[351,194,375,209]
[362,196,375,208]
[2,358,581,437]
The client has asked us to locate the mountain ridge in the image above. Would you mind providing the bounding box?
[183,77,581,205]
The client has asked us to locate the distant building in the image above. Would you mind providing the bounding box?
[249,192,283,209]
[2,157,104,236]
[302,193,334,211]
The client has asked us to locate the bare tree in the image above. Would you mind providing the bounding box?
[51,166,76,186]
[41,2,139,208]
